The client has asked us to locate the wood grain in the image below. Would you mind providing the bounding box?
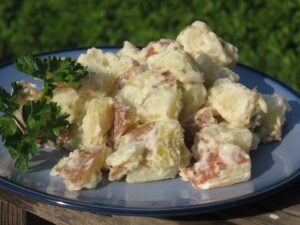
[0,199,26,225]
[0,179,300,225]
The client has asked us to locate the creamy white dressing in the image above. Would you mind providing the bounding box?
[48,20,288,191]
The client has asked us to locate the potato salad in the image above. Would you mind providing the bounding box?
[36,21,290,190]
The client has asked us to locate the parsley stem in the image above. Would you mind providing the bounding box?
[13,115,26,134]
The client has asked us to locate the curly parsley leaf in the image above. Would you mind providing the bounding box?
[0,82,22,113]
[0,85,70,170]
[0,55,87,170]
[16,56,88,97]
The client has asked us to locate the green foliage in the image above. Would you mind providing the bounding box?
[0,82,70,170]
[16,56,88,96]
[0,54,89,170]
[0,0,299,91]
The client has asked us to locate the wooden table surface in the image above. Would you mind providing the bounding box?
[1,178,300,225]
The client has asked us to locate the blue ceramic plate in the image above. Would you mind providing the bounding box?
[0,48,300,216]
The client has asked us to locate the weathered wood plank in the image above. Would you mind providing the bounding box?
[215,204,300,225]
[0,187,233,225]
[0,199,26,225]
[209,180,300,225]
[0,186,240,225]
[0,189,123,225]
[0,179,300,225]
[174,180,300,225]
[265,181,300,218]
[113,215,235,225]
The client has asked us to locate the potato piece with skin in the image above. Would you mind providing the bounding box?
[81,96,114,146]
[78,47,139,94]
[194,106,217,129]
[106,136,146,181]
[106,120,191,183]
[208,79,267,128]
[115,64,147,89]
[180,144,250,190]
[113,99,137,140]
[116,71,182,123]
[196,53,239,87]
[139,39,175,62]
[107,122,156,181]
[146,41,204,84]
[51,146,111,191]
[192,123,256,160]
[258,94,291,143]
[179,83,207,123]
[182,119,253,190]
[127,120,191,183]
[176,21,238,68]
[181,106,219,148]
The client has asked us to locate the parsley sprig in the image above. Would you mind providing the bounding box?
[0,55,88,170]
[16,56,88,96]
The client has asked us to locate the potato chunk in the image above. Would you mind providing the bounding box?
[106,120,191,183]
[113,99,137,140]
[180,144,250,189]
[208,79,267,128]
[176,21,238,67]
[116,71,182,123]
[51,146,111,190]
[146,41,204,84]
[194,107,217,129]
[183,122,253,190]
[77,48,116,94]
[74,79,108,123]
[52,86,79,124]
[64,95,113,150]
[78,47,139,94]
[45,21,294,192]
[196,53,239,87]
[258,95,291,143]
[117,41,140,61]
[116,71,164,107]
[179,83,207,123]
[139,83,182,122]
[139,39,175,61]
[81,96,113,146]
[115,64,146,89]
[78,47,137,79]
[192,123,257,159]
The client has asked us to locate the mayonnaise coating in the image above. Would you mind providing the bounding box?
[48,21,290,191]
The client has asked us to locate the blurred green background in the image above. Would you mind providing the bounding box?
[0,0,299,92]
